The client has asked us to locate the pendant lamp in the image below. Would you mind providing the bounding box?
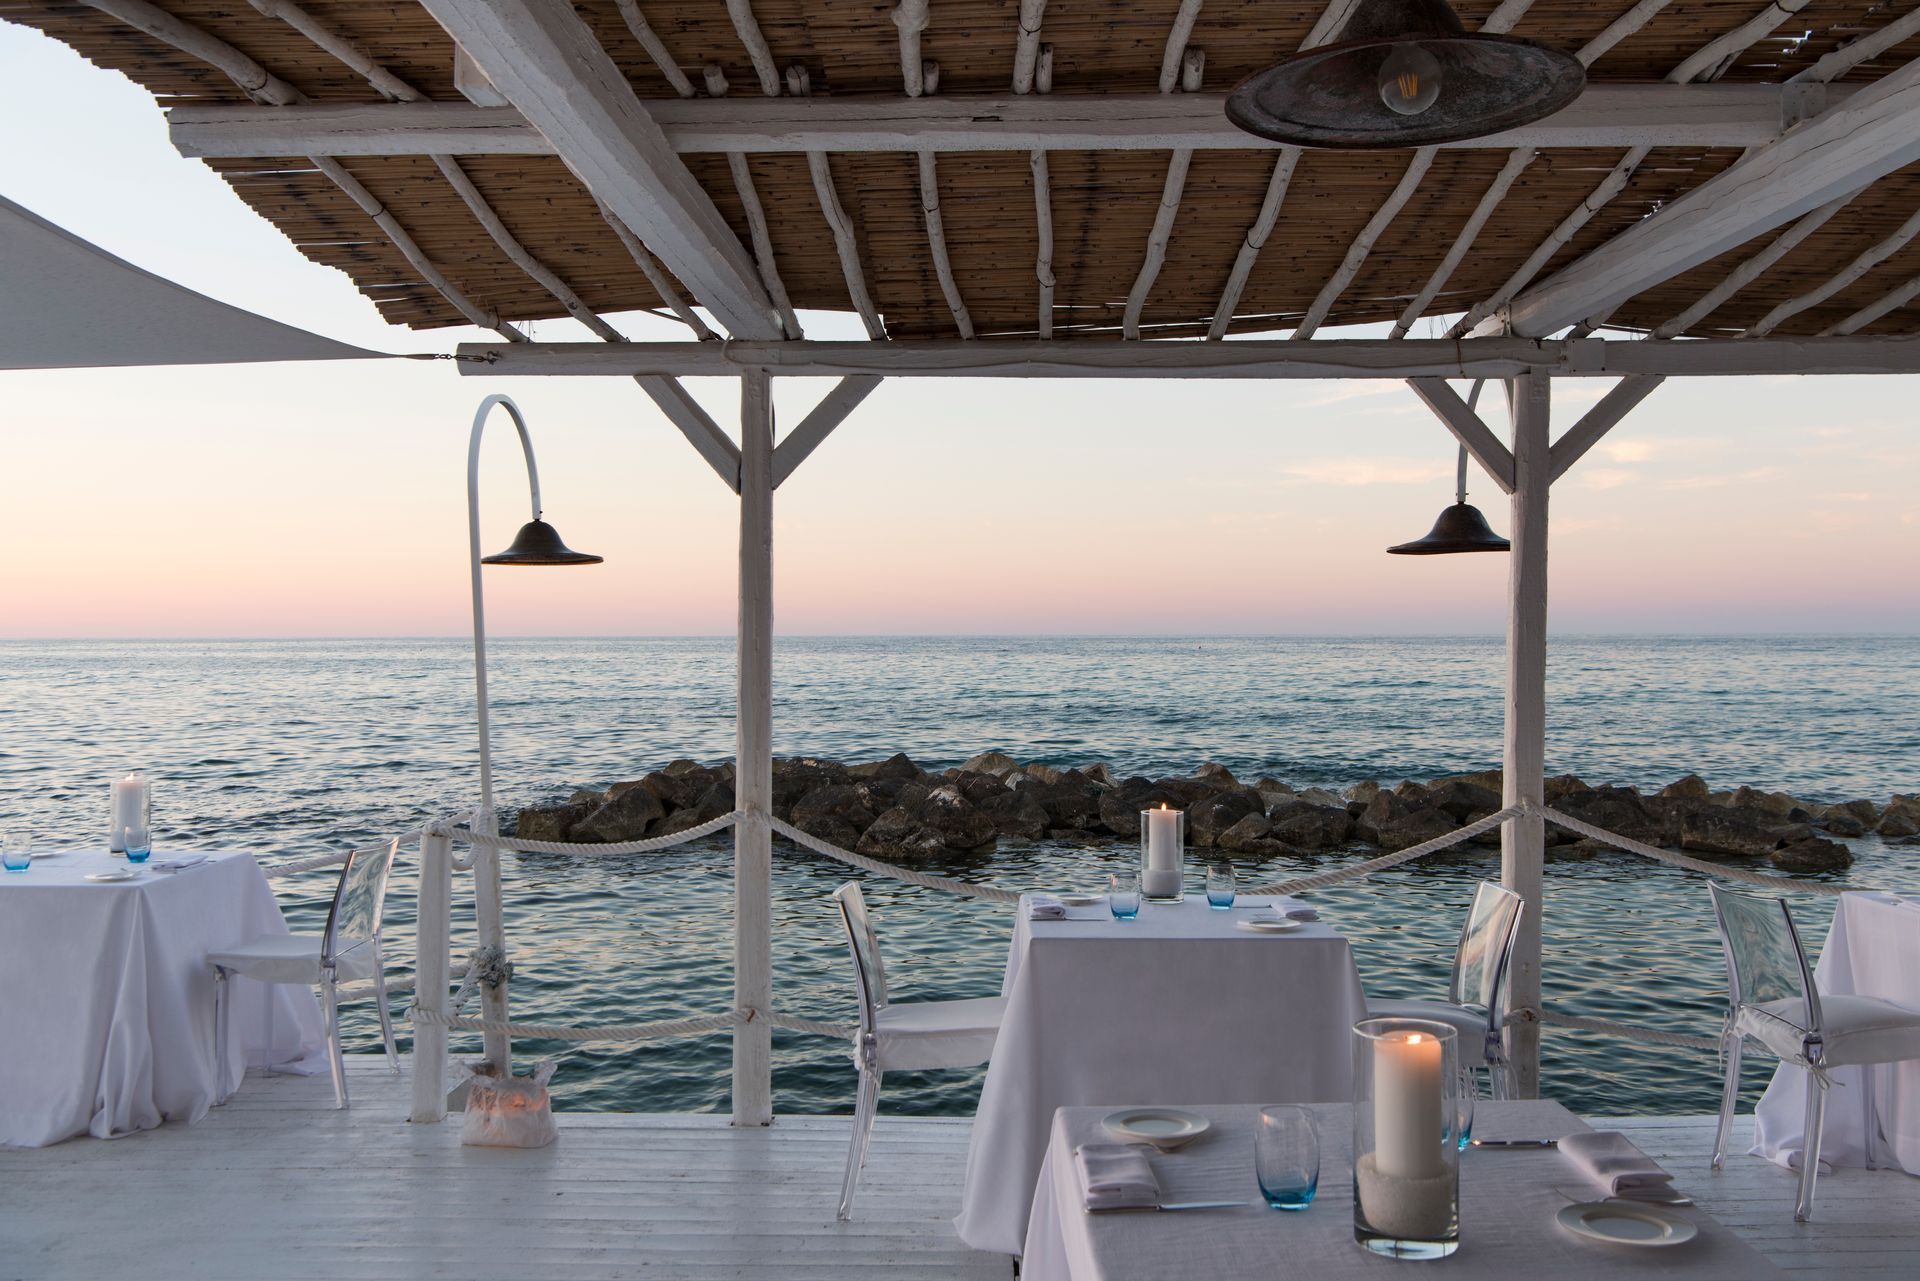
[1226,0,1585,149]
[480,518,603,566]
[1388,379,1511,554]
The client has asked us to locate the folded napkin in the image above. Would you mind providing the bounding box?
[153,854,209,873]
[1075,1142,1160,1212]
[1559,1130,1675,1199]
[1029,895,1068,920]
[1266,896,1319,922]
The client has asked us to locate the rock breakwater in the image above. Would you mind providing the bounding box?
[515,755,1920,875]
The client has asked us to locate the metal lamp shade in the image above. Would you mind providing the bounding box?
[480,519,603,566]
[1225,0,1585,149]
[1386,501,1511,555]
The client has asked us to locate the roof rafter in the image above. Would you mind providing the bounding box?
[417,0,782,340]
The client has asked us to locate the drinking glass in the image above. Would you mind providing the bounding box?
[2,833,28,874]
[1108,872,1141,921]
[1256,1105,1319,1210]
[1206,863,1236,909]
[119,820,152,865]
[1456,1064,1480,1150]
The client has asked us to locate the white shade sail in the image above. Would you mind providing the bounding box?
[0,193,386,370]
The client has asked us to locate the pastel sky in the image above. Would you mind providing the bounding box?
[3,22,1916,638]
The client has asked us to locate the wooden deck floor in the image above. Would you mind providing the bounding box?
[5,1059,1915,1279]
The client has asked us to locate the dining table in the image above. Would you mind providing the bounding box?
[955,891,1368,1254]
[1753,889,1920,1174]
[1022,1099,1784,1279]
[0,848,325,1147]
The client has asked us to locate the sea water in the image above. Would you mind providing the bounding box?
[1,635,1914,1116]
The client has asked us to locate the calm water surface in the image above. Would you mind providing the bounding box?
[1,636,1915,1117]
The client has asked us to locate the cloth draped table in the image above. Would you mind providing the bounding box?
[1753,891,1920,1173]
[0,850,325,1147]
[1023,1100,1784,1279]
[956,894,1367,1254]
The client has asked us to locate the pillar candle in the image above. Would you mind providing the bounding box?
[109,772,148,853]
[1373,1029,1446,1180]
[1142,805,1182,896]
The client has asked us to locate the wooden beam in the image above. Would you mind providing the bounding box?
[1504,54,1920,338]
[1547,375,1665,483]
[1208,150,1299,340]
[1012,0,1048,93]
[1651,189,1860,337]
[771,375,884,487]
[1123,149,1193,340]
[165,84,1870,158]
[1749,203,1920,336]
[1501,369,1552,1101]
[635,376,742,491]
[918,153,973,338]
[1294,148,1435,340]
[705,65,803,339]
[1032,147,1055,338]
[724,0,781,97]
[1822,272,1920,336]
[612,0,694,97]
[1391,148,1534,338]
[733,366,774,1128]
[454,336,1920,379]
[1158,0,1205,93]
[1406,377,1517,493]
[894,0,930,97]
[417,0,781,340]
[1793,7,1920,84]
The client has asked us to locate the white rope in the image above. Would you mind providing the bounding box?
[261,850,352,877]
[1509,1005,1723,1052]
[440,812,739,856]
[1242,805,1521,897]
[1536,804,1863,895]
[407,1003,854,1043]
[769,817,1022,902]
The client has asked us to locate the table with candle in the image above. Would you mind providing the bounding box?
[1019,1100,1785,1280]
[956,891,1368,1255]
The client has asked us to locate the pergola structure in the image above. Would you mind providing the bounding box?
[15,0,1920,1127]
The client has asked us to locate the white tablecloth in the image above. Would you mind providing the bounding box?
[956,894,1367,1254]
[1024,1100,1783,1279]
[1754,891,1920,1173]
[0,850,325,1147]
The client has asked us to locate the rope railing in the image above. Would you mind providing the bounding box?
[437,811,739,856]
[1535,802,1866,895]
[1506,1004,1724,1052]
[770,816,1022,902]
[1241,805,1520,897]
[260,816,472,879]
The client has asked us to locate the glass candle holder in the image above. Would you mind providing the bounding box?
[1138,805,1185,902]
[1352,1017,1460,1260]
[109,771,150,855]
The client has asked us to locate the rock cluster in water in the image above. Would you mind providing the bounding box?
[515,754,1920,875]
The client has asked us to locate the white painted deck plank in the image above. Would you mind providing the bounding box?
[8,1060,1919,1279]
[1,1059,1009,1281]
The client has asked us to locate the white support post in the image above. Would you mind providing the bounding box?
[1502,371,1551,1100]
[409,829,452,1123]
[733,368,776,1126]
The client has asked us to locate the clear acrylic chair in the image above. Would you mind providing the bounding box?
[208,840,401,1108]
[1366,880,1525,1098]
[1707,881,1920,1221]
[832,881,1005,1220]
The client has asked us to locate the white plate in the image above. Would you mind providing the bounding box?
[85,869,140,883]
[1103,1107,1211,1151]
[1236,917,1302,934]
[1556,1200,1697,1248]
[1056,893,1103,907]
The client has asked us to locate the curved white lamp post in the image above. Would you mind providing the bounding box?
[466,393,601,1069]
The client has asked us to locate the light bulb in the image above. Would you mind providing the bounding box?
[1378,43,1442,116]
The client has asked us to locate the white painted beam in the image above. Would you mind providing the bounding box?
[917,153,973,338]
[1749,203,1920,336]
[1295,149,1435,341]
[733,366,774,1127]
[1547,374,1665,483]
[1391,148,1535,338]
[417,0,782,340]
[636,375,742,491]
[1504,55,1920,338]
[166,84,1867,158]
[1651,189,1860,337]
[771,375,884,487]
[1406,377,1517,493]
[452,334,1920,379]
[1502,370,1552,1100]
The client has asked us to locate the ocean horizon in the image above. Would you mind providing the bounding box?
[3,634,1914,1119]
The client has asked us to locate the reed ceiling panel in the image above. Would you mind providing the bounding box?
[9,0,1920,340]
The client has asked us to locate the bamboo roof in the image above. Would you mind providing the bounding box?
[10,0,1920,343]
